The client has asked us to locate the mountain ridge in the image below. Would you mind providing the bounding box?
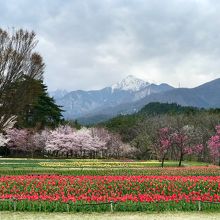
[76,77,220,124]
[52,75,174,119]
[51,76,220,124]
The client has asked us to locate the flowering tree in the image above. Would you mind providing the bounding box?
[6,128,30,156]
[45,126,107,158]
[31,129,50,157]
[44,125,126,158]
[90,127,111,157]
[73,128,96,157]
[172,125,203,166]
[154,127,172,168]
[119,143,137,158]
[208,125,220,166]
[6,128,42,157]
[45,125,76,157]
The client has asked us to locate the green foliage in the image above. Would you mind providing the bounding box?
[104,114,140,141]
[18,80,63,129]
[139,102,200,116]
[0,200,219,212]
[104,103,200,136]
[1,76,42,123]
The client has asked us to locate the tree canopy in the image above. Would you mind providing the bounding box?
[18,80,63,129]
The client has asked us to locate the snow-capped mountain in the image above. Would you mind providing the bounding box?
[53,75,174,119]
[78,78,220,125]
[111,75,150,92]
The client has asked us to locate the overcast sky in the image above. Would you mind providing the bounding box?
[0,0,220,91]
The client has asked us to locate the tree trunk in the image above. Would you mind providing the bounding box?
[161,157,165,168]
[80,147,83,158]
[179,153,183,167]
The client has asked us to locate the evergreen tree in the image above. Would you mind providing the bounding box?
[19,80,63,129]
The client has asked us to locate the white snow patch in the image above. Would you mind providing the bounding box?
[111,75,150,92]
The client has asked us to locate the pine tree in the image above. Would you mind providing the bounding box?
[19,80,63,129]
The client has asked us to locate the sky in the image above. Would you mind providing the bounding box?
[0,0,220,91]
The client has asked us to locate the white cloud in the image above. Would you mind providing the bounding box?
[0,0,219,91]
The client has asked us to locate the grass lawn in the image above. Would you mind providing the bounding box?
[1,212,220,220]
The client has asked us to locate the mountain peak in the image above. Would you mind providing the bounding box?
[111,75,150,92]
[50,89,68,99]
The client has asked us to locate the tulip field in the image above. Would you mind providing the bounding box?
[0,159,220,212]
[0,174,220,212]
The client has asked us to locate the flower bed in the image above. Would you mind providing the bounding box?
[38,161,164,168]
[0,175,220,211]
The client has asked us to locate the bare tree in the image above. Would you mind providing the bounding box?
[0,28,45,131]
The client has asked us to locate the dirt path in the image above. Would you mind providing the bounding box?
[1,212,220,220]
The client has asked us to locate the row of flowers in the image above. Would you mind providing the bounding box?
[38,161,162,168]
[0,175,219,203]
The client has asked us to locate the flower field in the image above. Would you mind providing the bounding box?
[0,175,220,212]
[0,159,220,212]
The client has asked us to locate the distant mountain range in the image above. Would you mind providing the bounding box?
[51,75,173,119]
[51,76,220,124]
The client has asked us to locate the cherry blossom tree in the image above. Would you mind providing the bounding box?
[107,133,123,158]
[69,127,106,158]
[119,143,137,158]
[44,125,126,159]
[6,128,29,151]
[31,129,50,157]
[73,128,95,157]
[45,126,106,158]
[154,127,172,168]
[6,128,40,157]
[208,125,220,166]
[90,127,111,157]
[45,125,76,157]
[172,125,203,166]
